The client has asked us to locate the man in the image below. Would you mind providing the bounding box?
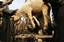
[57,0,64,42]
[49,0,64,42]
[0,0,13,42]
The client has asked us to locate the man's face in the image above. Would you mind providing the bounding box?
[0,0,7,5]
[0,0,8,11]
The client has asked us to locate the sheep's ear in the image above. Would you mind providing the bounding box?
[6,0,13,5]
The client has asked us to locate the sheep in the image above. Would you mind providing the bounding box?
[15,0,49,30]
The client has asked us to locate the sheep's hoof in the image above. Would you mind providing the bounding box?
[32,23,35,28]
[43,26,47,30]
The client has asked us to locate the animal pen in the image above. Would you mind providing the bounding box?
[0,10,54,42]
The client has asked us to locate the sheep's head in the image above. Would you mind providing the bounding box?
[0,0,13,7]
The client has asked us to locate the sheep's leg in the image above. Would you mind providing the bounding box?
[33,16,40,26]
[37,5,49,42]
[33,16,43,42]
[27,10,35,28]
[42,5,49,30]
